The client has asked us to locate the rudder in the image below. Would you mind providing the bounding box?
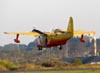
[67,17,74,34]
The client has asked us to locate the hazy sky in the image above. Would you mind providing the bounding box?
[0,0,100,46]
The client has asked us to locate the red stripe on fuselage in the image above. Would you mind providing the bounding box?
[46,39,67,47]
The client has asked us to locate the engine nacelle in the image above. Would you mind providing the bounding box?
[80,34,85,43]
[14,39,20,43]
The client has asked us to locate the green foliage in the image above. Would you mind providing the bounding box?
[72,58,83,66]
[0,65,8,71]
[18,63,35,70]
[0,60,18,70]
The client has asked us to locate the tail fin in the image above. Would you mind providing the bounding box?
[67,17,74,34]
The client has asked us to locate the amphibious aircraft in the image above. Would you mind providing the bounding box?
[4,17,96,50]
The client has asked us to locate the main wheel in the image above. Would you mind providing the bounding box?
[59,46,62,50]
[38,47,42,50]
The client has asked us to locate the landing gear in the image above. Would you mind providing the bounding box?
[38,47,42,50]
[58,46,62,50]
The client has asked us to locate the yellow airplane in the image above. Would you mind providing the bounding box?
[4,17,96,50]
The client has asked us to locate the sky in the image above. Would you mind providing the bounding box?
[0,0,100,46]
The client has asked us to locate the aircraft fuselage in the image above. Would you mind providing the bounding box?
[37,32,73,48]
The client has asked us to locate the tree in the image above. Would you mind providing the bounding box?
[72,58,83,66]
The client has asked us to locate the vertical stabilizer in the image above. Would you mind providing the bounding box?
[67,17,74,34]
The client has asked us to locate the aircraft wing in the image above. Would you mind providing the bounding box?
[4,30,96,37]
[4,32,54,36]
[74,30,96,37]
[4,32,41,36]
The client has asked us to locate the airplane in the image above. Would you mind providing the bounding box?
[4,17,96,50]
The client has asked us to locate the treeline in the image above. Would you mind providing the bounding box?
[0,37,100,70]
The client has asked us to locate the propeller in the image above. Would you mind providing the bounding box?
[32,29,47,36]
[49,27,64,33]
[31,25,47,36]
[49,26,55,32]
[53,29,65,33]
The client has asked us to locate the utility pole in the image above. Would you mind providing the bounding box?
[93,35,97,56]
